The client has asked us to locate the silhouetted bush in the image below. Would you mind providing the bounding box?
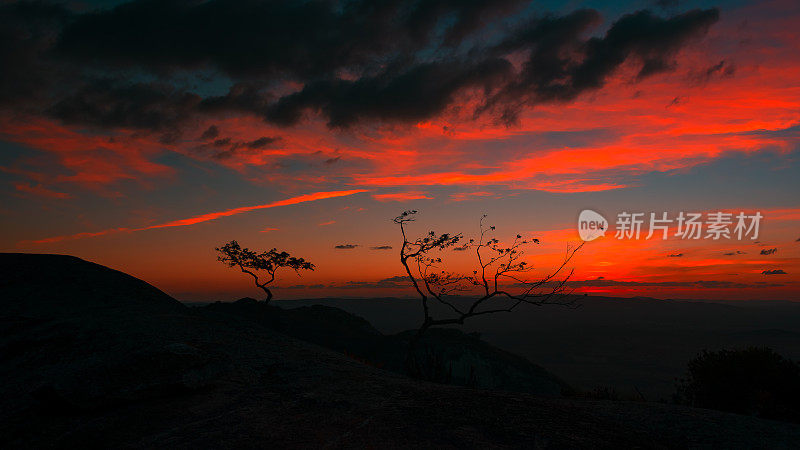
[675,347,800,422]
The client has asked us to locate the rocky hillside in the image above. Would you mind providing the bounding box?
[200,300,569,395]
[2,253,799,448]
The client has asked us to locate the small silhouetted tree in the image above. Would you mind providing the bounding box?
[675,347,800,422]
[394,210,582,342]
[216,240,314,304]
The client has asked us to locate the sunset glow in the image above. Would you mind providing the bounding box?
[1,0,798,302]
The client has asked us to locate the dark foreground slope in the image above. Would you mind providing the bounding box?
[200,300,570,396]
[2,253,799,448]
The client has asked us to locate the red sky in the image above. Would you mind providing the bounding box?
[0,0,798,301]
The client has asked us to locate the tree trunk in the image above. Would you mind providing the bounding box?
[405,319,430,374]
[260,286,273,304]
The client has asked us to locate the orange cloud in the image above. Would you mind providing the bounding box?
[21,189,368,245]
[372,191,433,202]
[14,182,72,199]
[0,116,172,191]
[449,191,495,201]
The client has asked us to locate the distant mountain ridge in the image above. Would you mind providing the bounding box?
[273,295,800,399]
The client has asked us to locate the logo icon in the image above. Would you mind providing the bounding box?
[578,209,607,241]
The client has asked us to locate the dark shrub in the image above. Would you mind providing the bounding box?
[675,347,800,422]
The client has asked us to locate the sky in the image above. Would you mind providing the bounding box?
[1,0,798,301]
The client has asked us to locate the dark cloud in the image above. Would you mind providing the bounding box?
[689,59,735,85]
[762,269,787,275]
[370,245,393,250]
[200,125,219,140]
[279,283,326,290]
[0,1,72,106]
[263,58,513,127]
[760,248,778,255]
[247,136,280,149]
[655,0,682,9]
[264,7,720,127]
[723,250,746,256]
[667,253,683,257]
[334,244,359,249]
[56,0,528,78]
[486,8,719,122]
[329,275,410,289]
[213,138,232,147]
[48,80,201,130]
[0,1,720,132]
[195,135,281,159]
[381,276,409,283]
[666,96,686,108]
[158,129,182,145]
[199,82,273,116]
[283,275,410,290]
[292,275,784,291]
[561,279,783,288]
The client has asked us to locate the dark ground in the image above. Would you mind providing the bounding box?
[2,253,800,448]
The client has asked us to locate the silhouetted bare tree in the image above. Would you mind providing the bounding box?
[394,211,582,340]
[216,240,314,303]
